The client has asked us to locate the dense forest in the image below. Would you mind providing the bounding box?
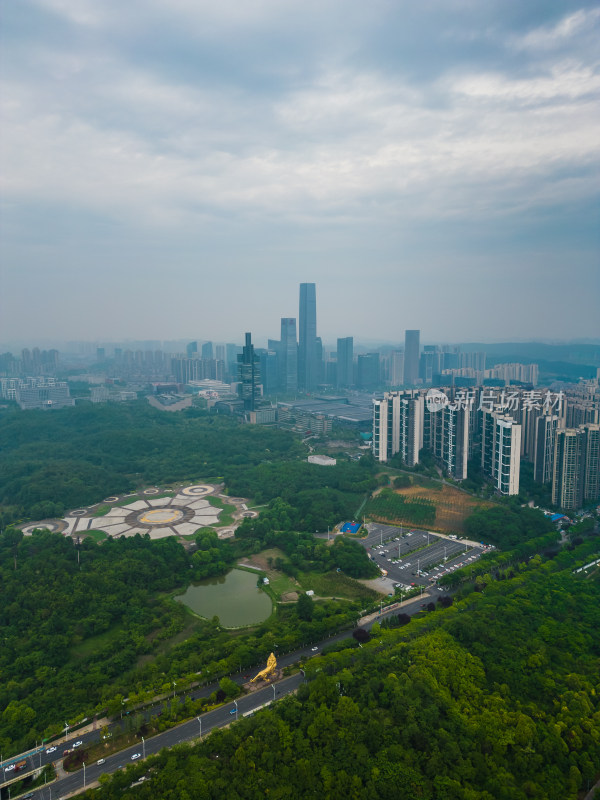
[0,402,303,524]
[84,539,600,800]
[0,402,373,530]
[0,525,374,754]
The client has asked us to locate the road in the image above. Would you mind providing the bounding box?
[13,674,303,800]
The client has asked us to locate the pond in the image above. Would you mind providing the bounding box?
[177,568,272,628]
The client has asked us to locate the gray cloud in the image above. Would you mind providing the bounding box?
[1,0,598,345]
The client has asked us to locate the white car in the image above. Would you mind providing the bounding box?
[46,746,57,754]
[4,765,15,773]
[131,753,141,761]
[311,646,318,652]
[97,758,105,765]
[73,741,83,748]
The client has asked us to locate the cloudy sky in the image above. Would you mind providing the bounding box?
[1,0,599,348]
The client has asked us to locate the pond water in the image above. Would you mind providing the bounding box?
[177,568,272,628]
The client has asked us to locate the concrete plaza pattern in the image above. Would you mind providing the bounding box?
[20,484,242,541]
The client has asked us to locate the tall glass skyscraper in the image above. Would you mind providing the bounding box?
[280,318,298,393]
[403,329,420,385]
[298,283,317,391]
[237,332,260,411]
[336,336,353,388]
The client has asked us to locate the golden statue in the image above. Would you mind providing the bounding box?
[250,652,277,683]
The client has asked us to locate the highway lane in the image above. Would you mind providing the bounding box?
[26,674,304,800]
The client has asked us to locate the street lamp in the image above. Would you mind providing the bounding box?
[197,717,202,740]
[142,737,145,759]
[172,681,177,699]
[234,700,238,720]
[272,684,276,700]
[83,761,86,789]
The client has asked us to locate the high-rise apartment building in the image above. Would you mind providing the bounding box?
[373,391,423,466]
[552,424,600,509]
[482,410,521,495]
[425,402,469,480]
[201,341,214,360]
[403,330,420,385]
[552,428,584,509]
[237,333,261,411]
[336,337,353,388]
[298,283,317,391]
[583,424,600,503]
[534,415,560,484]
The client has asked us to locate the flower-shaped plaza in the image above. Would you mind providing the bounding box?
[20,484,246,540]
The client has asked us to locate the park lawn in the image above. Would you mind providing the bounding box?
[237,548,300,600]
[296,571,381,602]
[207,496,236,526]
[91,505,111,517]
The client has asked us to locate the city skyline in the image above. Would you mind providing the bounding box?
[1,2,599,345]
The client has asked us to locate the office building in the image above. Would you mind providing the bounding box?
[403,330,420,385]
[298,283,317,391]
[257,349,278,395]
[482,410,521,495]
[357,352,380,389]
[337,337,353,388]
[16,382,74,411]
[201,341,214,360]
[280,318,298,393]
[388,350,404,386]
[237,333,261,411]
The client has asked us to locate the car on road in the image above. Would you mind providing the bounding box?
[73,741,83,748]
[230,708,237,715]
[311,646,318,651]
[46,746,57,754]
[4,764,15,772]
[97,759,105,765]
[131,753,141,761]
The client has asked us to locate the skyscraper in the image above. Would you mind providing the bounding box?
[404,330,420,385]
[280,318,298,393]
[336,337,353,388]
[237,333,261,411]
[298,283,317,391]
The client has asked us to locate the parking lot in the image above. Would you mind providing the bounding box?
[360,523,488,587]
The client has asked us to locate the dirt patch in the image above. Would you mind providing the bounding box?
[358,577,393,594]
[387,483,495,534]
[281,591,299,602]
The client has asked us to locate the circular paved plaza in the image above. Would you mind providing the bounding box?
[22,484,239,541]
